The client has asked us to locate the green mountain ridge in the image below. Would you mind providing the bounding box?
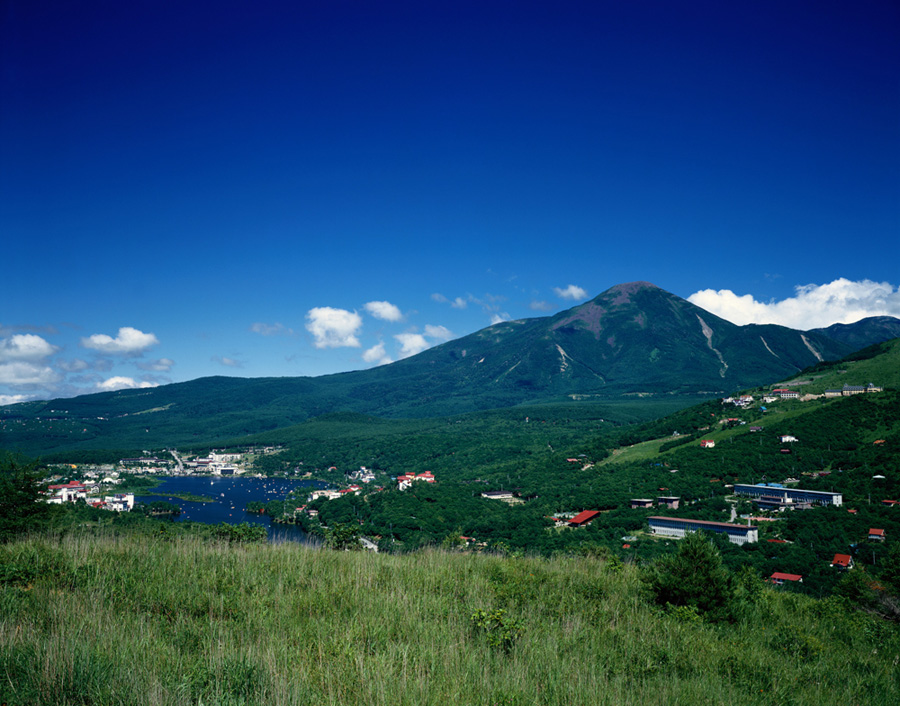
[2,282,897,455]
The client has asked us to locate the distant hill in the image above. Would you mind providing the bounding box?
[0,282,880,454]
[808,316,900,350]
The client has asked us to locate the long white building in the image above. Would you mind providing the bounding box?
[733,484,842,507]
[648,516,758,545]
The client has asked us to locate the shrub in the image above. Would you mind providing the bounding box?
[470,608,524,652]
[644,531,733,621]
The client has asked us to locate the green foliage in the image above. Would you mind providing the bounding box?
[0,453,50,542]
[470,608,524,652]
[325,522,362,551]
[211,522,267,543]
[644,532,733,621]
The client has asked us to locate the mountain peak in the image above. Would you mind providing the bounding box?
[597,281,661,304]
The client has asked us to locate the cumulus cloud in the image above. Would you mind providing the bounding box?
[490,314,510,325]
[0,393,33,406]
[362,342,393,366]
[306,307,362,348]
[687,278,900,329]
[250,322,293,336]
[96,376,159,392]
[364,300,403,322]
[424,324,453,341]
[81,327,159,354]
[530,300,554,312]
[394,333,430,358]
[0,334,58,361]
[0,361,60,386]
[137,358,174,372]
[553,284,588,301]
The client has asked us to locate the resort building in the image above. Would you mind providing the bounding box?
[733,484,842,508]
[648,516,758,545]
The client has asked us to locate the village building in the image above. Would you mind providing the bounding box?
[656,496,680,510]
[630,498,655,509]
[700,439,715,448]
[482,490,514,500]
[397,471,436,490]
[647,516,758,545]
[830,554,854,570]
[869,528,886,541]
[568,510,601,527]
[733,483,842,508]
[772,388,799,399]
[769,572,803,585]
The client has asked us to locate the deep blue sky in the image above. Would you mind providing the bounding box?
[2,1,899,402]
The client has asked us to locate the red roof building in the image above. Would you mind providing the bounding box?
[869,528,886,541]
[568,510,601,527]
[769,572,803,585]
[830,554,854,569]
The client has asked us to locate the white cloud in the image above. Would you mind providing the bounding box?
[490,314,510,325]
[306,307,362,348]
[212,356,243,368]
[97,376,159,392]
[530,300,553,312]
[137,358,174,372]
[553,284,588,301]
[81,327,159,354]
[0,361,60,386]
[364,300,403,322]
[0,334,58,361]
[424,324,453,341]
[432,293,468,309]
[687,278,900,329]
[394,333,430,358]
[250,322,293,336]
[0,393,34,406]
[362,342,393,366]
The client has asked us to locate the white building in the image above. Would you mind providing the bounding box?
[648,516,758,545]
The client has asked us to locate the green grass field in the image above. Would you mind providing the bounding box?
[2,532,898,705]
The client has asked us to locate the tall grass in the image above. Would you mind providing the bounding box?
[1,533,897,705]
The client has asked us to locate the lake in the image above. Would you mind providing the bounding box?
[135,475,327,543]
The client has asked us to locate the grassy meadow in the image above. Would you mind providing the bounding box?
[2,532,898,706]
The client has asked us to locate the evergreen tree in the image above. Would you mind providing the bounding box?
[644,531,733,620]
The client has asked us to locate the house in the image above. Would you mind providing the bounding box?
[656,496,680,510]
[869,528,886,541]
[308,489,342,501]
[772,388,799,399]
[647,516,758,545]
[824,389,843,398]
[482,490,514,500]
[769,572,803,585]
[46,481,88,504]
[103,493,135,512]
[397,471,436,490]
[700,440,716,448]
[830,554,854,570]
[842,385,867,396]
[881,500,899,507]
[568,510,601,527]
[779,435,798,443]
[749,426,763,432]
[630,498,655,509]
